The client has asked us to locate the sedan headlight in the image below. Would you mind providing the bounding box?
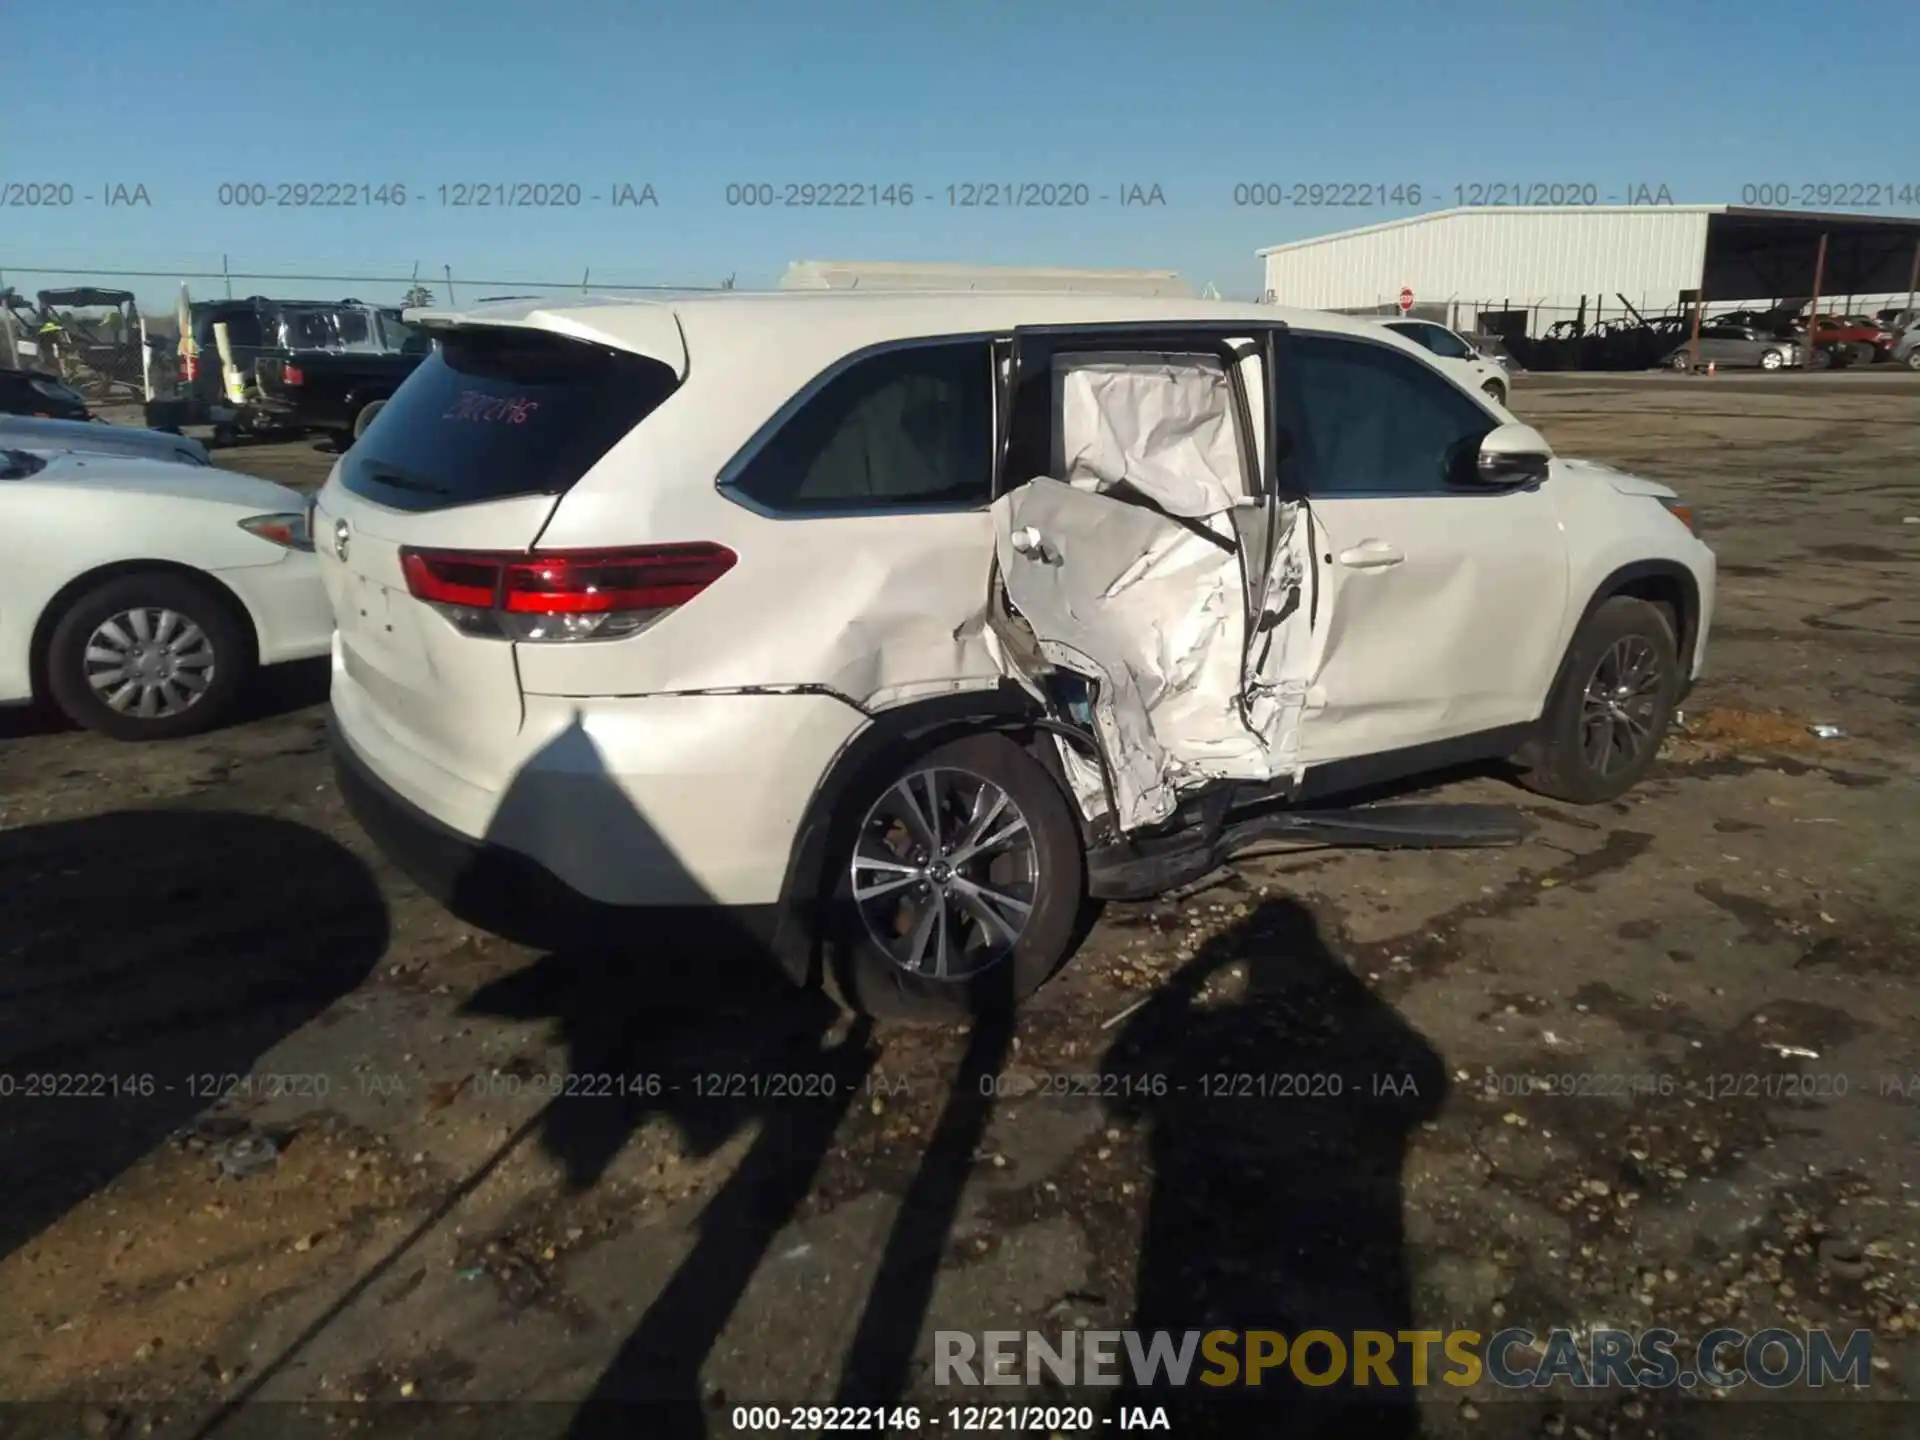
[238,511,314,551]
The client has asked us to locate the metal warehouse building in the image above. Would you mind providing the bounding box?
[780,259,1192,296]
[1258,205,1920,336]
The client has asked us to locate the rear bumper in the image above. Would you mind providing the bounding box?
[329,714,785,960]
[329,634,867,909]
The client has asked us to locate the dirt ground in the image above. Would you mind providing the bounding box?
[1,375,1917,1439]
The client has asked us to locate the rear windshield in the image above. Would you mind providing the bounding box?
[338,328,680,513]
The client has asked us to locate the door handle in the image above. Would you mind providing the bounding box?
[1337,541,1405,570]
[1009,525,1061,564]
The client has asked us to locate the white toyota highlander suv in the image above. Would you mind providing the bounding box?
[318,292,1714,1018]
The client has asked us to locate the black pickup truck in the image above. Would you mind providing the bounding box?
[147,298,431,445]
[253,308,434,446]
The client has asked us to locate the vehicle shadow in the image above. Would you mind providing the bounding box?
[351,712,879,1437]
[1101,900,1449,1437]
[0,809,389,1263]
[0,657,332,740]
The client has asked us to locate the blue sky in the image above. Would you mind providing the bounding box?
[4,0,1916,311]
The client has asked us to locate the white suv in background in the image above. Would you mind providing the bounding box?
[318,292,1713,1018]
[1373,317,1511,404]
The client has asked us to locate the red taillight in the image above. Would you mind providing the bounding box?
[283,363,305,386]
[181,355,199,381]
[399,544,737,642]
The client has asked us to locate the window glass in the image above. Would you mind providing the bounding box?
[339,327,679,514]
[1421,325,1476,359]
[1290,334,1497,496]
[728,341,993,512]
[334,310,375,349]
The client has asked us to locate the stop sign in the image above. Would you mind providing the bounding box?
[1398,286,1414,314]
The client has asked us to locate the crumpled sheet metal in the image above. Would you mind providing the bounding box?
[991,350,1316,832]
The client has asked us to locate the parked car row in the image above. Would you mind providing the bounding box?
[1485,303,1920,373]
[1663,308,1919,371]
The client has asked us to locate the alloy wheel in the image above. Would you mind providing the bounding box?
[1579,636,1663,776]
[83,607,217,719]
[850,767,1039,980]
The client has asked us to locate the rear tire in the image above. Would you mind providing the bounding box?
[1759,349,1784,370]
[1482,380,1507,404]
[821,732,1085,1022]
[1848,342,1875,367]
[1667,352,1692,372]
[1511,597,1680,805]
[44,572,254,741]
[352,398,387,440]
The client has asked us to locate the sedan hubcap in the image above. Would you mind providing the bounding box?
[84,607,216,719]
[1579,636,1662,775]
[851,768,1038,980]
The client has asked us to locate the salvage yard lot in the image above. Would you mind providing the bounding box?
[1,377,1917,1437]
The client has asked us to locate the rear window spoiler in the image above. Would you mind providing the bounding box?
[406,301,689,379]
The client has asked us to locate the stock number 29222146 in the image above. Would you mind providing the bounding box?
[216,183,407,207]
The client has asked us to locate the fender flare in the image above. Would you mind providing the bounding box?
[1542,559,1702,711]
[767,683,1050,983]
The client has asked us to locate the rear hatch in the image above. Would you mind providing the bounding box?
[315,322,684,789]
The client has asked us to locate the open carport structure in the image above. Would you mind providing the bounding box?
[1258,205,1920,357]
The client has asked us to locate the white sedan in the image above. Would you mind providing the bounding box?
[1372,317,1512,404]
[0,447,332,740]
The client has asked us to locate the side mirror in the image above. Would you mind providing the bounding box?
[1460,421,1552,488]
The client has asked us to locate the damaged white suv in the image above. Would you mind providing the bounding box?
[319,293,1714,1017]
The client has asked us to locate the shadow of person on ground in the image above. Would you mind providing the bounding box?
[0,809,389,1262]
[350,712,877,1437]
[832,970,1018,1407]
[1102,899,1449,1438]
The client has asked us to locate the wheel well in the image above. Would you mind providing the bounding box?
[1607,572,1687,657]
[1538,562,1701,721]
[28,561,260,703]
[767,687,1065,985]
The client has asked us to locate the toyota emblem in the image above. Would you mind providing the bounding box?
[332,518,351,562]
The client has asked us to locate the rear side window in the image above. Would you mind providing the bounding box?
[723,340,993,514]
[339,327,679,513]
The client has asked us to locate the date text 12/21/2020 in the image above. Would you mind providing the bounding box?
[1230,182,1678,208]
[210,182,659,208]
[723,182,1168,208]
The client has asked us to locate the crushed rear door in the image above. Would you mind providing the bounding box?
[989,338,1298,831]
